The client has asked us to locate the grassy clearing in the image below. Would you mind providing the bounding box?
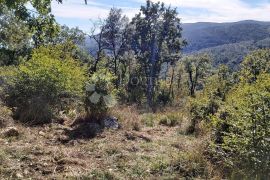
[0,105,222,179]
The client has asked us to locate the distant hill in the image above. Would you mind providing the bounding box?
[183,20,270,69]
[183,20,270,52]
[193,39,270,70]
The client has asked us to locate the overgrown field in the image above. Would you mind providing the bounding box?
[1,0,269,179]
[0,106,221,179]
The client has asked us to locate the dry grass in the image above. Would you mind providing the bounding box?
[111,105,142,131]
[0,102,12,128]
[0,104,223,179]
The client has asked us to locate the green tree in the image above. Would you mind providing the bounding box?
[53,25,85,45]
[0,6,31,65]
[210,50,270,178]
[29,14,60,47]
[0,0,87,16]
[102,8,129,80]
[130,0,186,109]
[0,0,60,45]
[0,0,89,48]
[183,54,211,97]
[240,49,270,83]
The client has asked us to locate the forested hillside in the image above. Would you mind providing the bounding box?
[182,21,270,69]
[0,0,269,179]
[195,38,270,69]
[183,20,270,52]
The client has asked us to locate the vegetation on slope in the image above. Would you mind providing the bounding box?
[0,0,269,179]
[183,20,270,52]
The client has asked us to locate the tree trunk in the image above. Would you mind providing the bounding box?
[169,66,175,98]
[147,34,157,110]
[91,50,101,73]
[188,70,195,97]
[177,73,181,89]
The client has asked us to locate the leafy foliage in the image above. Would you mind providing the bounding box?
[183,21,270,53]
[240,49,270,82]
[0,7,31,65]
[183,54,211,97]
[206,50,270,177]
[213,74,270,178]
[0,1,269,178]
[130,0,186,108]
[85,69,117,120]
[6,45,87,124]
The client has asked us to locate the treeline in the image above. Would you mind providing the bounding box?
[1,0,192,110]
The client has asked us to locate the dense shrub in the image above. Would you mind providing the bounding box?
[159,112,182,127]
[156,80,172,106]
[188,72,230,134]
[210,51,270,178]
[213,73,270,178]
[6,45,87,124]
[85,69,117,120]
[141,113,156,127]
[240,49,270,83]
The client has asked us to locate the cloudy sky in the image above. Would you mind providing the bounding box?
[51,0,270,32]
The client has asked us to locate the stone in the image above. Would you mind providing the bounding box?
[1,127,19,137]
[102,116,120,129]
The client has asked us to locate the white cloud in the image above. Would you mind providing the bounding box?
[51,0,139,20]
[136,0,270,22]
[51,1,109,19]
[51,0,270,31]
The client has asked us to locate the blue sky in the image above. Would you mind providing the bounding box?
[51,0,270,32]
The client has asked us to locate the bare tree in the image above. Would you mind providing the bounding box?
[88,19,107,73]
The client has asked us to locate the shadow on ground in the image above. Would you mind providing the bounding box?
[66,121,104,140]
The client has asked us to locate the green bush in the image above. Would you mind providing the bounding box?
[208,51,270,178]
[170,151,210,178]
[188,94,221,134]
[213,73,270,178]
[188,66,232,134]
[240,49,270,83]
[156,80,172,106]
[159,113,181,127]
[141,113,156,127]
[6,45,87,124]
[84,69,117,120]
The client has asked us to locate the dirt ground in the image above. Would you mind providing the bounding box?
[0,106,220,179]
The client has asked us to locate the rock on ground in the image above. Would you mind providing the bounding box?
[102,116,120,129]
